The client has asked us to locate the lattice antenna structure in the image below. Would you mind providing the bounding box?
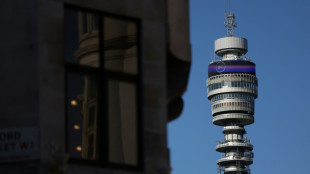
[224,12,237,36]
[224,0,237,36]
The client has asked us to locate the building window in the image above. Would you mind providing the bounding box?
[64,7,141,169]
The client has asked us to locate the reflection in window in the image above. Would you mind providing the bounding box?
[87,105,96,127]
[80,13,100,35]
[66,73,98,161]
[66,73,84,159]
[108,81,137,165]
[87,77,98,100]
[104,17,138,74]
[65,8,140,167]
[87,133,95,159]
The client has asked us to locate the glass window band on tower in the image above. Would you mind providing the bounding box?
[207,73,258,99]
[64,6,142,170]
[207,81,257,92]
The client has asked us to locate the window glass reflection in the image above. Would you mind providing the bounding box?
[67,73,83,159]
[64,9,100,67]
[66,72,98,160]
[104,17,138,74]
[87,105,96,127]
[65,8,140,167]
[108,80,137,165]
[87,133,95,159]
[80,12,100,35]
[64,9,79,64]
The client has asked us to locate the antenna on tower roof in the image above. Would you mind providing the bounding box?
[224,0,237,36]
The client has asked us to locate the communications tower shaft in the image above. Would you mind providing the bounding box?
[207,13,258,174]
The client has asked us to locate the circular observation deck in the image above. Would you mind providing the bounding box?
[211,98,254,116]
[213,113,254,126]
[217,156,253,165]
[208,87,257,101]
[224,166,249,173]
[222,126,246,133]
[215,37,248,57]
[216,141,253,152]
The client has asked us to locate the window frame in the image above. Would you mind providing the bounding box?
[64,4,143,171]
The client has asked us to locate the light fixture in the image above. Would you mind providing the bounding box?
[76,146,82,151]
[71,100,78,106]
[73,124,80,130]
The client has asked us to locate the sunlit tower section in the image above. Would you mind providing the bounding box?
[206,9,258,174]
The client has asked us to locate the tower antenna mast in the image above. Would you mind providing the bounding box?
[224,0,237,36]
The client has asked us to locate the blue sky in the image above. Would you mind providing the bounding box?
[168,0,310,174]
